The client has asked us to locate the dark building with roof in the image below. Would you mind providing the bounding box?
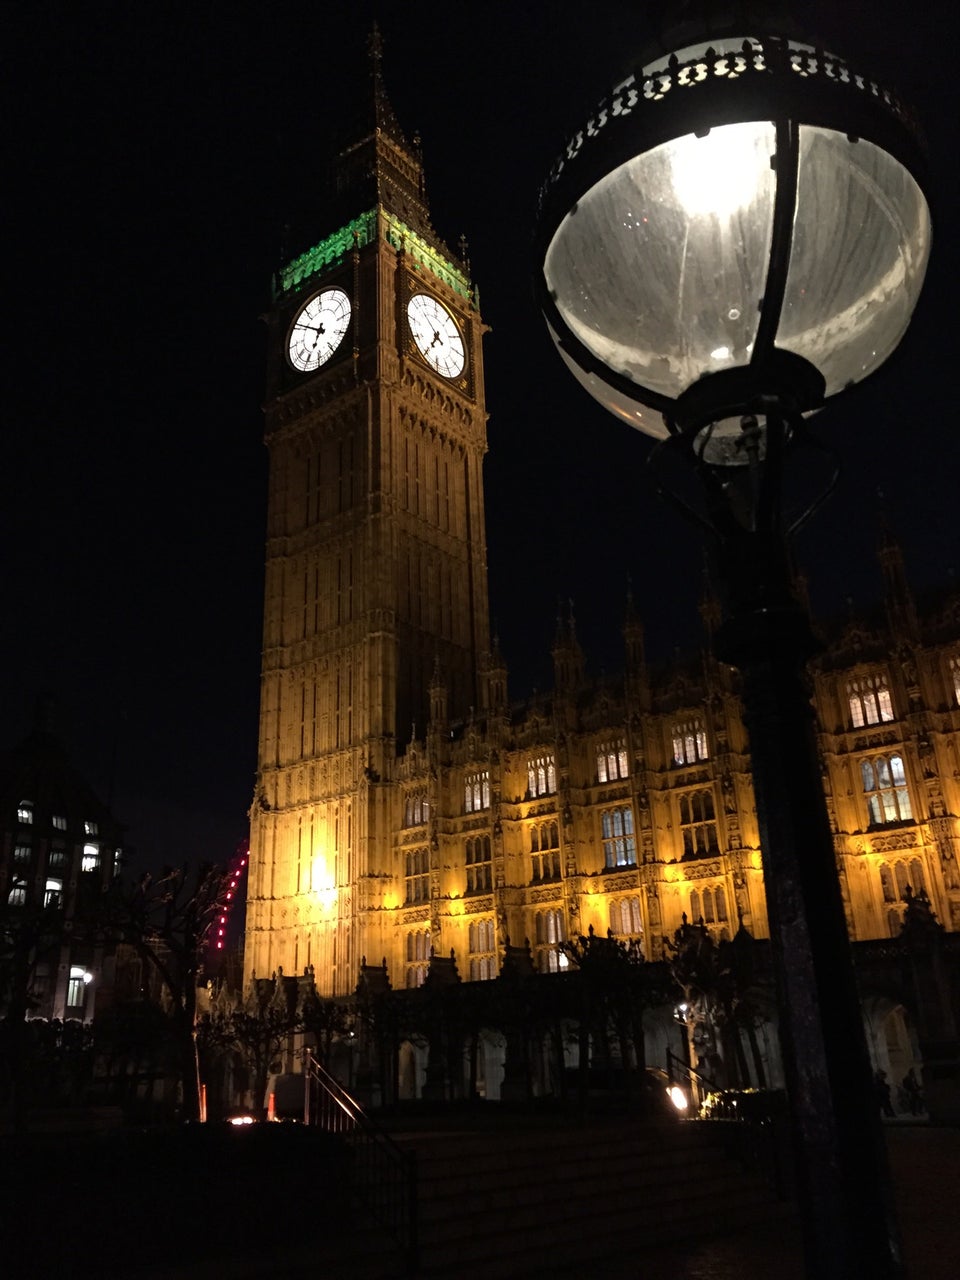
[1,706,123,1024]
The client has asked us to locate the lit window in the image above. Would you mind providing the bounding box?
[609,896,643,936]
[82,843,100,872]
[468,918,497,981]
[527,754,557,797]
[880,858,926,903]
[18,802,33,824]
[679,790,719,859]
[7,880,27,907]
[44,877,63,909]
[404,792,430,827]
[597,739,629,783]
[672,719,709,767]
[48,849,66,870]
[113,849,123,875]
[530,821,561,883]
[848,675,895,728]
[67,966,88,1008]
[14,843,31,864]
[880,864,897,903]
[52,815,67,831]
[602,806,636,869]
[84,821,98,836]
[406,929,431,988]
[404,848,429,904]
[464,770,490,814]
[950,656,960,707]
[535,909,565,972]
[465,835,492,894]
[861,756,913,826]
[690,885,728,925]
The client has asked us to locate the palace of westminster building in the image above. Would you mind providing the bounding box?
[242,45,960,1083]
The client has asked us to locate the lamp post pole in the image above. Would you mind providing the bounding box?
[535,17,930,1266]
[694,411,903,1274]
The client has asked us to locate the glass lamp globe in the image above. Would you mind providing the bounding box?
[537,34,931,455]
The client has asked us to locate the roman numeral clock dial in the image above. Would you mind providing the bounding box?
[406,292,465,378]
[287,288,352,372]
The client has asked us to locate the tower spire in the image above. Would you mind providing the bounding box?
[367,22,408,145]
[330,23,433,237]
[876,499,919,642]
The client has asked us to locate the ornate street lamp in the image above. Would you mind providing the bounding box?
[535,7,931,1279]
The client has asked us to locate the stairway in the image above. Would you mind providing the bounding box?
[390,1115,789,1278]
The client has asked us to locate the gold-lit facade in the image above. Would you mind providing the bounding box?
[244,54,960,1005]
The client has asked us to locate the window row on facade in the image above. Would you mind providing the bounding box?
[16,803,99,835]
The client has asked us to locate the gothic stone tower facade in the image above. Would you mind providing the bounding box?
[244,49,489,995]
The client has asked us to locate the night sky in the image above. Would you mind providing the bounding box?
[6,1,958,872]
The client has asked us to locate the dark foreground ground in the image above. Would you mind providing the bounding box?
[1,1117,956,1278]
[632,1122,960,1280]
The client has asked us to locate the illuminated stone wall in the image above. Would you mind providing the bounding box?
[244,63,958,1001]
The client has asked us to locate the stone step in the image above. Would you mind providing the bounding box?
[396,1119,784,1278]
[418,1156,752,1224]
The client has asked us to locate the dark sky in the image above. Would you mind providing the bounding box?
[5,1,958,871]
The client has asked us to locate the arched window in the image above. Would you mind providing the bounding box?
[884,857,926,903]
[464,771,490,813]
[895,862,911,900]
[880,864,897,902]
[601,807,636,868]
[909,857,926,893]
[950,655,960,707]
[406,929,431,988]
[531,821,561,882]
[609,896,642,936]
[672,719,709,766]
[691,885,728,926]
[848,675,895,728]
[597,739,629,783]
[679,790,719,858]
[527,754,557,797]
[861,756,913,826]
[404,849,429,903]
[404,792,430,827]
[534,909,565,972]
[466,835,492,893]
[468,917,497,981]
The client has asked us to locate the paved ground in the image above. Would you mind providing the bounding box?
[634,1123,960,1279]
[3,1115,955,1278]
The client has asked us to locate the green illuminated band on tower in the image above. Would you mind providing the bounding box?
[279,210,473,302]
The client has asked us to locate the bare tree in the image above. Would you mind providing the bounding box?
[100,862,230,1121]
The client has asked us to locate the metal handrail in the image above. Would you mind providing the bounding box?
[302,1052,418,1274]
[665,1050,787,1195]
[666,1049,716,1100]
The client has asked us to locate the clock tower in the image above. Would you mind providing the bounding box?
[244,34,490,994]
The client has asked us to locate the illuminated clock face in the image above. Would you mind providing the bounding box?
[287,288,352,372]
[406,293,465,378]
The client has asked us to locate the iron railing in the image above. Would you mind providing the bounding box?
[666,1048,716,1106]
[302,1053,418,1274]
[666,1049,788,1196]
